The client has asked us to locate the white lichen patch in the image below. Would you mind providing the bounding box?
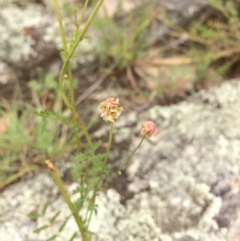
[0,3,97,67]
[0,4,52,63]
[130,80,240,187]
[90,179,221,241]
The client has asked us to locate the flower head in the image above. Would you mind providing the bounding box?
[141,121,156,137]
[98,98,123,123]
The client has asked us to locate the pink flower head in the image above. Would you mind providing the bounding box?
[141,121,156,137]
[99,98,123,123]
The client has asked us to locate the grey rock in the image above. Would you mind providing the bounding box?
[2,79,240,240]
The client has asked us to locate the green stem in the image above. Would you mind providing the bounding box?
[78,0,90,27]
[46,160,89,241]
[76,115,92,145]
[103,123,114,166]
[86,123,114,228]
[117,135,145,174]
[52,0,71,110]
[59,0,104,86]
[67,66,81,151]
[52,0,68,51]
[53,0,99,147]
[67,0,104,63]
[60,0,104,87]
[0,166,38,190]
[108,135,145,184]
[52,0,82,150]
[58,0,104,145]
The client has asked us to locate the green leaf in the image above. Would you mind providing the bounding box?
[28,80,43,93]
[44,74,58,91]
[46,234,57,241]
[34,111,72,127]
[60,50,67,60]
[63,3,78,14]
[58,215,71,232]
[94,204,98,215]
[49,211,61,224]
[39,117,47,135]
[41,202,50,216]
[73,197,85,211]
[33,225,49,234]
[27,212,42,220]
[69,232,78,241]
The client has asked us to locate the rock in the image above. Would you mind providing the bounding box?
[1,79,240,240]
[0,3,59,76]
[0,1,101,88]
[0,0,208,79]
[0,61,16,85]
[98,79,240,241]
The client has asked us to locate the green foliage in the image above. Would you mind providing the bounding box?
[42,202,51,216]
[28,68,58,94]
[93,5,152,71]
[69,232,78,241]
[31,1,107,240]
[159,0,240,79]
[188,0,240,77]
[28,202,50,220]
[46,234,58,241]
[72,141,104,180]
[71,141,105,213]
[20,1,151,240]
[29,202,76,241]
[58,215,72,232]
[63,3,78,15]
[0,69,74,187]
[35,111,72,128]
[34,225,50,234]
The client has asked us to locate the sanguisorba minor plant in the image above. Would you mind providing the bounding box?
[34,1,156,240]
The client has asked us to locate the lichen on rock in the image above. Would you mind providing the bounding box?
[0,2,97,71]
[90,179,221,241]
[1,64,240,240]
[0,4,53,63]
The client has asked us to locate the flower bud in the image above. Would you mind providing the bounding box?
[141,121,156,137]
[98,98,123,123]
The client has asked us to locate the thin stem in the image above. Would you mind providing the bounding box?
[52,0,82,150]
[68,0,104,61]
[59,0,104,85]
[117,135,145,174]
[52,0,98,148]
[78,0,90,27]
[107,136,145,184]
[76,115,92,145]
[46,160,89,241]
[67,66,81,151]
[86,123,114,228]
[52,0,68,51]
[0,166,38,189]
[103,123,114,165]
[58,0,104,144]
[52,0,72,117]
